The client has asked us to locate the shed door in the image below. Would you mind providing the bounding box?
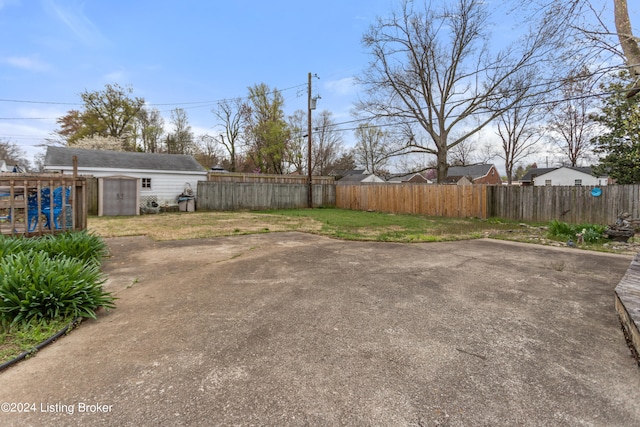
[102,178,138,216]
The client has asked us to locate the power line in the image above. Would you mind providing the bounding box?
[0,99,81,106]
[0,82,308,115]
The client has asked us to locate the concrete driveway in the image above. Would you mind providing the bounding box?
[1,233,639,426]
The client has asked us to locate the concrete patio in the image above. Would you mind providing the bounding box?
[0,234,638,426]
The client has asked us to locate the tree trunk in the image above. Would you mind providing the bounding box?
[436,150,449,184]
[615,0,640,97]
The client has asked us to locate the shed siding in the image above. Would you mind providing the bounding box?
[44,166,205,206]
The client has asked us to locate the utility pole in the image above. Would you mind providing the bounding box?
[307,72,313,208]
[307,72,320,208]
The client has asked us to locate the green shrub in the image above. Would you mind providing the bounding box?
[548,220,605,244]
[0,250,115,329]
[578,224,606,243]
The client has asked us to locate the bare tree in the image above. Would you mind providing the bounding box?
[136,107,164,153]
[493,77,544,184]
[312,110,344,175]
[0,139,30,170]
[614,0,640,97]
[286,109,307,174]
[496,104,542,184]
[357,0,574,183]
[212,98,246,172]
[546,67,598,167]
[193,134,224,169]
[166,108,194,155]
[448,139,475,166]
[354,124,391,176]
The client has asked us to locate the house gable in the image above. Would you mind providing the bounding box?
[388,172,430,184]
[337,170,385,184]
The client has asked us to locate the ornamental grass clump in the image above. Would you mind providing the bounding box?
[0,233,115,332]
[0,231,107,265]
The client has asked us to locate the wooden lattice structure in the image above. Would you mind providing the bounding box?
[0,173,88,236]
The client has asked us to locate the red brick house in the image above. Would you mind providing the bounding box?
[445,164,502,185]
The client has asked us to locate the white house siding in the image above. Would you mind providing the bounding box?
[533,167,607,186]
[43,166,206,206]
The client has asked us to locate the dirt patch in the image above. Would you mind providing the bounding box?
[88,212,323,241]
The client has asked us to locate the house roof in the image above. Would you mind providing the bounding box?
[520,168,556,182]
[338,173,381,183]
[447,164,494,179]
[388,172,429,183]
[44,147,206,172]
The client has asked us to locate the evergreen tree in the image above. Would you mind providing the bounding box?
[592,73,640,184]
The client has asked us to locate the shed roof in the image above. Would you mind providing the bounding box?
[45,147,206,172]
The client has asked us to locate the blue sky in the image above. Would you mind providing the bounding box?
[0,0,638,170]
[0,0,396,161]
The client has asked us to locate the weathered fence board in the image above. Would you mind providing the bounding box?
[197,181,335,211]
[208,172,334,184]
[336,184,489,218]
[487,185,640,224]
[335,183,640,224]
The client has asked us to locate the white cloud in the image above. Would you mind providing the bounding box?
[44,0,110,48]
[324,77,358,96]
[4,55,51,72]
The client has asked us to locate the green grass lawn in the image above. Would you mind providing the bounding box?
[258,208,527,242]
[88,207,537,243]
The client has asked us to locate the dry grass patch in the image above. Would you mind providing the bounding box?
[88,212,322,241]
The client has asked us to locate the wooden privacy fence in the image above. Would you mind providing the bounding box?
[208,172,334,185]
[487,184,640,224]
[336,184,489,218]
[336,183,640,224]
[197,181,336,210]
[0,174,88,236]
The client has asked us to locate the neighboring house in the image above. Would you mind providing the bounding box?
[387,172,433,184]
[521,166,608,187]
[445,164,502,185]
[44,147,207,211]
[336,170,385,184]
[443,175,473,186]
